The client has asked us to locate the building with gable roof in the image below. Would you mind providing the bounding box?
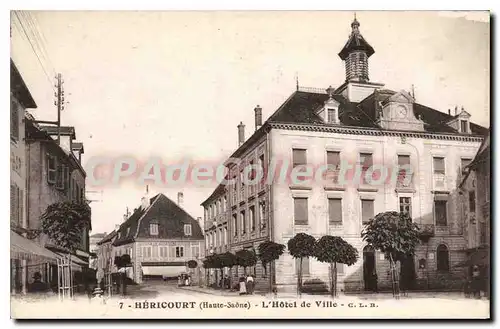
[112,192,204,283]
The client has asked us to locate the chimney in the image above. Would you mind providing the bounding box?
[238,121,245,146]
[454,106,458,116]
[177,192,184,208]
[141,196,149,210]
[448,109,451,115]
[254,105,262,131]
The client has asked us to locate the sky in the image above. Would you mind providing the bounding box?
[10,11,490,234]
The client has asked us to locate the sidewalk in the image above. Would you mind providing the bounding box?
[180,285,266,297]
[179,286,489,301]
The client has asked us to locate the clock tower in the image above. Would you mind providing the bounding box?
[335,15,384,102]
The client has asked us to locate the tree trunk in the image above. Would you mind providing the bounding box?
[389,254,399,299]
[298,257,303,296]
[334,262,338,298]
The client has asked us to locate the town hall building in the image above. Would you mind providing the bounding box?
[202,17,488,292]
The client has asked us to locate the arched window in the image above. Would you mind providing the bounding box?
[436,244,449,271]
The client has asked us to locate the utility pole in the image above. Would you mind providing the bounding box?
[54,73,65,145]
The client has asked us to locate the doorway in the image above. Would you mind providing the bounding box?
[363,245,376,291]
[400,255,416,291]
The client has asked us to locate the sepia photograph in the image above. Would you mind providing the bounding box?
[9,10,491,319]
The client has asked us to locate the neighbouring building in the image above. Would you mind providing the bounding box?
[458,132,490,294]
[202,17,488,293]
[24,115,90,285]
[112,192,204,283]
[201,183,230,284]
[89,232,106,269]
[10,59,53,295]
[96,230,118,274]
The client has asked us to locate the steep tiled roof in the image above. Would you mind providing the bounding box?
[11,59,37,109]
[266,89,488,135]
[113,194,203,246]
[338,19,375,60]
[97,230,118,245]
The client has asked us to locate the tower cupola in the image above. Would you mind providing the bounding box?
[338,16,375,82]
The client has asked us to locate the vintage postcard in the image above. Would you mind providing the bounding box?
[10,10,490,319]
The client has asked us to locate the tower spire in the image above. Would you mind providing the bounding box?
[338,15,375,82]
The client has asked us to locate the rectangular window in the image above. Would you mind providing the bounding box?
[150,223,159,236]
[233,214,238,237]
[399,197,411,216]
[47,155,57,184]
[259,154,265,181]
[480,222,487,245]
[143,246,152,258]
[433,157,445,174]
[152,245,158,257]
[397,155,411,187]
[292,149,307,168]
[10,99,19,141]
[159,246,168,258]
[63,166,70,191]
[337,263,344,274]
[250,206,256,232]
[359,153,373,184]
[191,245,200,258]
[361,199,374,224]
[175,246,184,258]
[223,227,228,245]
[328,198,342,225]
[327,108,336,123]
[435,200,448,226]
[240,211,246,234]
[184,224,192,236]
[461,158,472,173]
[327,151,340,168]
[468,191,476,213]
[294,197,308,225]
[295,257,310,275]
[460,120,468,133]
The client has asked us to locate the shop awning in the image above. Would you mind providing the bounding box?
[142,265,185,277]
[454,247,490,268]
[10,231,59,263]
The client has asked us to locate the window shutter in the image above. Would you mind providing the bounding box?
[56,164,64,190]
[10,184,16,225]
[18,188,23,227]
[327,151,340,167]
[360,153,373,168]
[294,198,308,225]
[398,155,410,166]
[433,157,445,173]
[361,200,374,223]
[292,149,306,167]
[328,198,342,224]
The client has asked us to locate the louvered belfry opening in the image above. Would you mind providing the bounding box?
[346,51,369,82]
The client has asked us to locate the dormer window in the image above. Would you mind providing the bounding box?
[184,224,192,236]
[327,108,337,124]
[150,223,159,236]
[460,120,469,133]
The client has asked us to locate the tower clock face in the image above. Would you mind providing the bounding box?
[397,105,408,118]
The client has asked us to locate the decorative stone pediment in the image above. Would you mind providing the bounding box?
[377,90,425,131]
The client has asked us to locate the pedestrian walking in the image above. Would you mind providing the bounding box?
[246,275,255,294]
[472,265,481,298]
[239,276,247,295]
